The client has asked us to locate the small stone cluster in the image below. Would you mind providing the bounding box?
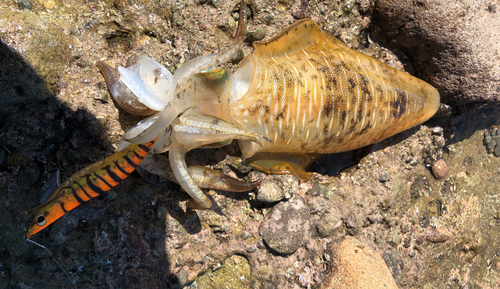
[484,126,500,157]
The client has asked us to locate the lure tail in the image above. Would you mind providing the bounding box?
[26,139,155,238]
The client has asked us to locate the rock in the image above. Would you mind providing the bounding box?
[431,127,444,135]
[494,143,500,157]
[17,0,33,10]
[306,196,329,214]
[487,140,497,152]
[321,236,398,289]
[317,211,343,237]
[257,175,299,202]
[432,159,447,179]
[484,133,492,145]
[275,175,299,199]
[382,251,402,283]
[259,195,312,254]
[379,170,389,182]
[193,255,251,289]
[367,214,383,224]
[165,215,189,249]
[425,228,450,243]
[373,0,500,106]
[245,26,267,43]
[257,179,285,203]
[308,182,334,199]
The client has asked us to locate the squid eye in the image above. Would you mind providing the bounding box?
[36,214,46,226]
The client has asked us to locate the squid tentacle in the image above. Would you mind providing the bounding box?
[123,0,248,145]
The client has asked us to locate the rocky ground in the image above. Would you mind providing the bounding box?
[0,0,499,288]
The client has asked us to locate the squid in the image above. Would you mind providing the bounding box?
[26,0,439,238]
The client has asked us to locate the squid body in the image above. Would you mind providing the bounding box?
[102,18,439,208]
[27,6,439,238]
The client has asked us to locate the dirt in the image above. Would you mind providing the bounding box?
[0,0,499,288]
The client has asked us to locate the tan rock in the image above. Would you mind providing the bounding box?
[321,236,398,289]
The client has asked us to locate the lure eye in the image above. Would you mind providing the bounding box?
[36,214,47,226]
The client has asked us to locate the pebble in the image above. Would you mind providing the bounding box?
[495,144,500,157]
[322,236,398,289]
[487,140,497,152]
[379,170,389,182]
[433,135,446,148]
[259,195,312,254]
[257,179,285,203]
[17,0,33,10]
[382,251,402,283]
[483,128,500,157]
[425,228,450,243]
[431,126,443,135]
[308,182,334,199]
[257,175,299,203]
[484,133,492,145]
[246,26,267,42]
[432,159,447,179]
[306,196,329,214]
[275,175,299,199]
[317,211,343,237]
[492,136,500,146]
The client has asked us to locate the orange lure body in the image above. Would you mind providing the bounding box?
[26,140,155,238]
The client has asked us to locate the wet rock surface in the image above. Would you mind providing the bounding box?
[1,0,500,288]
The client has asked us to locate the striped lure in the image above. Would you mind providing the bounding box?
[26,140,155,238]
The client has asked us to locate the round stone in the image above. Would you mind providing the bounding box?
[432,159,447,179]
[259,195,312,254]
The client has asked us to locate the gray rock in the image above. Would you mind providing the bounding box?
[487,140,497,152]
[484,133,492,145]
[494,143,500,157]
[257,179,285,203]
[492,136,500,147]
[257,175,299,203]
[382,251,402,283]
[306,196,329,214]
[274,175,299,199]
[373,0,500,106]
[259,195,312,254]
[379,170,389,183]
[317,211,343,237]
[308,182,334,199]
[166,216,189,249]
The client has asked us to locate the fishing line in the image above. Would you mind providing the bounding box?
[24,236,78,289]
